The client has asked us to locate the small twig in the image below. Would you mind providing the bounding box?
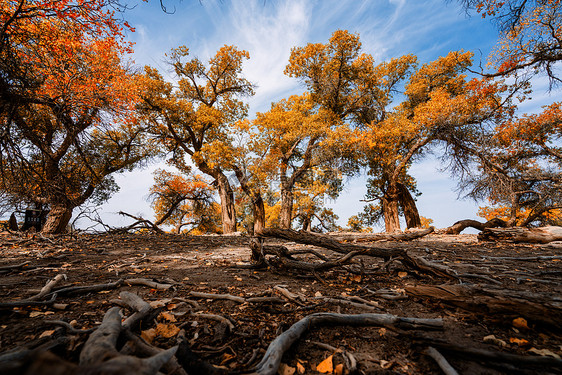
[425,346,459,375]
[43,320,95,334]
[189,312,235,331]
[28,274,67,301]
[189,291,246,304]
[125,278,173,290]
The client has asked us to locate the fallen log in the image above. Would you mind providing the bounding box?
[405,284,562,328]
[260,228,404,257]
[258,228,458,279]
[414,337,562,371]
[251,312,443,375]
[478,226,562,244]
[327,227,435,242]
[442,218,507,234]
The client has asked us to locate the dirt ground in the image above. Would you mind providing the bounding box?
[0,231,561,374]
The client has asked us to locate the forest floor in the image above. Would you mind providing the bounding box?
[0,230,561,374]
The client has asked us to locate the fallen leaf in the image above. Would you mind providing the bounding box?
[39,330,55,338]
[29,311,44,317]
[510,337,530,346]
[315,291,323,297]
[512,317,529,330]
[149,299,172,308]
[141,328,156,344]
[351,275,361,282]
[296,361,305,374]
[334,363,344,375]
[398,271,408,278]
[235,277,242,281]
[316,355,333,373]
[159,312,177,322]
[278,363,296,375]
[528,347,561,359]
[155,323,180,338]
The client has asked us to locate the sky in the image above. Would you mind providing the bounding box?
[84,0,557,232]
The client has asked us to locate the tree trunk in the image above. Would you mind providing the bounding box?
[279,189,293,229]
[397,183,421,229]
[252,194,266,235]
[215,174,237,234]
[42,204,73,234]
[301,215,312,231]
[382,187,400,233]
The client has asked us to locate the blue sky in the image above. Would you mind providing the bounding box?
[92,0,555,231]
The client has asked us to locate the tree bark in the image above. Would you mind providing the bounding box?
[279,188,293,229]
[382,188,401,233]
[478,226,562,243]
[406,283,562,328]
[41,203,73,234]
[215,173,237,234]
[252,193,266,235]
[301,215,312,231]
[397,183,421,229]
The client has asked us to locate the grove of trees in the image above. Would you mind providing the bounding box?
[1,0,560,234]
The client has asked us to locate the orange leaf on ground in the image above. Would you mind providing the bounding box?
[155,323,180,338]
[316,355,333,373]
[509,337,529,346]
[512,317,529,330]
[141,328,156,343]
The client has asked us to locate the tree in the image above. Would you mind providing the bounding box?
[0,0,151,234]
[292,167,343,232]
[252,93,340,229]
[139,45,254,234]
[452,100,561,227]
[458,0,562,85]
[286,30,510,232]
[149,169,220,233]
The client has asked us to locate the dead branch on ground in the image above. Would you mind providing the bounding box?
[251,312,443,375]
[478,226,562,243]
[442,218,507,234]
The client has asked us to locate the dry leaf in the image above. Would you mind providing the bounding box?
[149,299,172,308]
[334,363,344,375]
[220,353,236,365]
[509,337,529,346]
[141,328,156,344]
[351,275,361,282]
[235,277,243,281]
[278,363,296,375]
[39,330,55,338]
[316,355,333,373]
[315,291,323,297]
[512,317,529,330]
[528,347,561,359]
[296,361,305,374]
[155,323,180,338]
[159,312,177,322]
[398,271,408,278]
[29,311,44,317]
